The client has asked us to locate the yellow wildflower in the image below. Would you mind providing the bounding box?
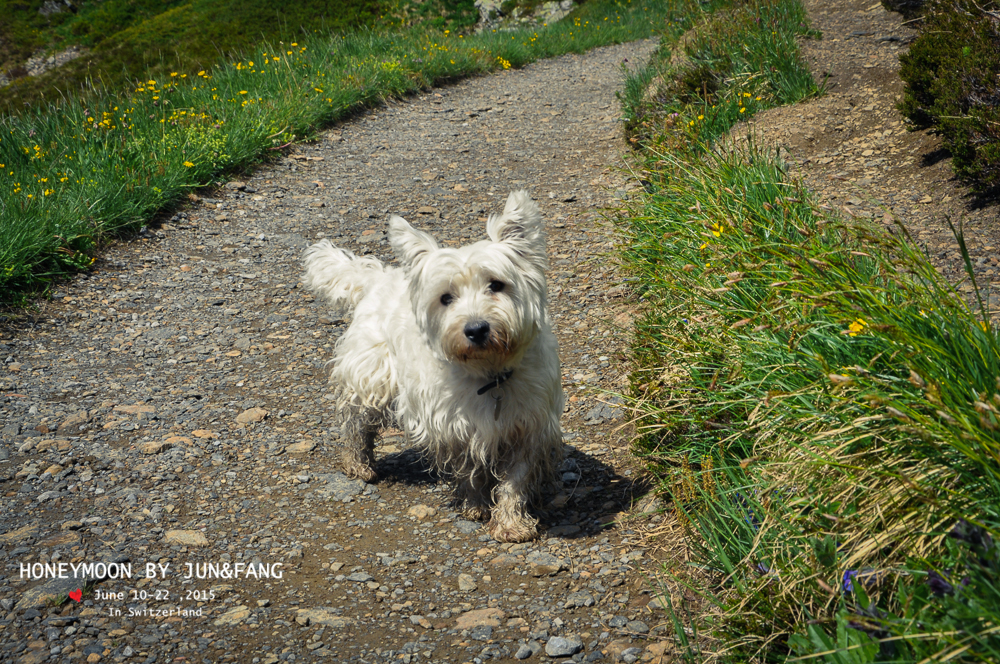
[847,318,867,337]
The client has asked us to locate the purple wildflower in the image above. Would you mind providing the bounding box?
[927,570,954,596]
[843,569,858,593]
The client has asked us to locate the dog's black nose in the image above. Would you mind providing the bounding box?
[464,321,491,346]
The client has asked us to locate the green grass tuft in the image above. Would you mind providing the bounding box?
[617,0,819,148]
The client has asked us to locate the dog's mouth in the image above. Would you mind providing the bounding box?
[446,325,517,365]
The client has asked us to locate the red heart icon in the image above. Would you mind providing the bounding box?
[68,588,82,602]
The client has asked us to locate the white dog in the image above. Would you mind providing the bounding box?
[302,191,564,542]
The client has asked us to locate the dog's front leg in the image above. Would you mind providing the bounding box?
[457,467,495,522]
[341,406,380,482]
[488,453,541,543]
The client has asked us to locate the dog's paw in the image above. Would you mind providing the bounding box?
[343,462,378,483]
[488,517,538,543]
[462,505,491,522]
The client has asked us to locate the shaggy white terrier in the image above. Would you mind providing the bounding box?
[302,191,564,542]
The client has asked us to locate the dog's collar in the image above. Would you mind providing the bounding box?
[477,370,514,396]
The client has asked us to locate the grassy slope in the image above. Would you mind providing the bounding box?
[617,0,1000,661]
[0,0,484,111]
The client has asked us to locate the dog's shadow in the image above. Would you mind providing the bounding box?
[374,443,442,486]
[373,438,654,541]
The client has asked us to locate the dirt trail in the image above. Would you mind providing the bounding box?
[0,40,676,664]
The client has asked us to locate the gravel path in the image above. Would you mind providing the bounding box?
[0,39,672,664]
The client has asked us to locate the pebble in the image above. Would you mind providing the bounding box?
[546,635,584,657]
[163,529,209,546]
[515,643,535,659]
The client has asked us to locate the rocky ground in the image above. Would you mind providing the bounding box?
[0,39,675,664]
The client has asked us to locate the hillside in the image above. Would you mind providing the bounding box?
[0,0,480,111]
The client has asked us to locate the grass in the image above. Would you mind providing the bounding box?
[0,0,392,112]
[615,0,1000,661]
[0,0,675,306]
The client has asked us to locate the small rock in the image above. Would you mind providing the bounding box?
[515,643,534,660]
[407,504,437,520]
[564,591,595,608]
[212,605,250,626]
[164,530,209,547]
[454,519,480,534]
[531,564,562,577]
[113,404,156,416]
[458,573,478,591]
[287,440,317,454]
[235,407,268,425]
[455,608,505,629]
[295,608,351,628]
[57,411,89,433]
[545,635,584,657]
[470,624,493,641]
[621,646,643,663]
[604,639,634,660]
[645,642,670,659]
[625,620,649,634]
[646,595,671,610]
[138,441,171,455]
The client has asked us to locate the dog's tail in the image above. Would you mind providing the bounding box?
[302,240,385,311]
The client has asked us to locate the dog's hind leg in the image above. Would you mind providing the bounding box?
[341,406,381,482]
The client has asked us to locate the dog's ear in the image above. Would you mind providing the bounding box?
[389,215,439,265]
[487,191,544,254]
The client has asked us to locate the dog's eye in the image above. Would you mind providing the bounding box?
[488,280,505,293]
[440,293,454,306]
